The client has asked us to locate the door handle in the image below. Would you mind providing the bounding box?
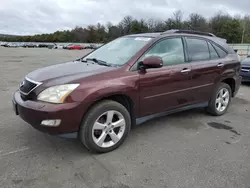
[181,68,191,73]
[217,63,224,67]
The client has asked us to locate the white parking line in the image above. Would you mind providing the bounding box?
[0,147,29,157]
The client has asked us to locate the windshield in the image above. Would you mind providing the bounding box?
[82,36,153,66]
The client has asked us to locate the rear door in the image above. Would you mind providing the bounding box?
[184,37,225,103]
[138,37,193,117]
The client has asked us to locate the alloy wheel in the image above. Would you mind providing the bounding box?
[215,88,230,112]
[92,110,126,148]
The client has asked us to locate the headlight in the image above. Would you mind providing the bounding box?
[37,84,80,103]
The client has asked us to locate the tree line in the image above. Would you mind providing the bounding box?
[1,11,250,44]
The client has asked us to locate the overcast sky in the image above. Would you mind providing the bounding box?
[0,0,249,35]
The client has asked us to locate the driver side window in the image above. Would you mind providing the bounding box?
[141,37,185,66]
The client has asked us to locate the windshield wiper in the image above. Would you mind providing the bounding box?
[85,58,111,66]
[76,57,112,66]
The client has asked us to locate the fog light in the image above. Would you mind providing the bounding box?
[41,119,61,127]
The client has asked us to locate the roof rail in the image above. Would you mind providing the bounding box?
[161,29,216,37]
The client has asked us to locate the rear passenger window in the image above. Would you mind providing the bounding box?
[186,38,210,61]
[208,42,219,59]
[212,44,227,58]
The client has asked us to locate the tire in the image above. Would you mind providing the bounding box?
[79,100,131,153]
[206,82,232,116]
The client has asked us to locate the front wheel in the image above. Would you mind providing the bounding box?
[206,83,232,116]
[79,100,131,153]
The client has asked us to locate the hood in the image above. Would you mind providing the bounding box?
[26,61,116,84]
[241,58,250,66]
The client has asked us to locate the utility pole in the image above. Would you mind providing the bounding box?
[241,28,245,44]
[241,20,246,44]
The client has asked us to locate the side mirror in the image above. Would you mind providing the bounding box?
[138,56,163,70]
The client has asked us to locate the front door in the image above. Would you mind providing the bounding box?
[138,37,193,117]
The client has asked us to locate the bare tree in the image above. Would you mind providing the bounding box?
[188,13,207,31]
[120,16,134,34]
[241,15,250,43]
[172,10,183,29]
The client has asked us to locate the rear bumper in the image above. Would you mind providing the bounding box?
[233,75,242,97]
[13,91,83,135]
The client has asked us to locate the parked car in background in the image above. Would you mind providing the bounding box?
[38,44,49,48]
[5,43,19,47]
[2,42,10,47]
[53,44,64,49]
[18,43,26,47]
[47,44,55,49]
[240,56,250,82]
[67,44,84,50]
[24,43,36,48]
[63,44,73,49]
[1,42,9,47]
[0,42,7,46]
[48,43,64,49]
[2,43,8,47]
[13,29,241,153]
[85,44,98,49]
[47,43,58,49]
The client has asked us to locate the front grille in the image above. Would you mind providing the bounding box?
[19,78,41,95]
[241,66,250,72]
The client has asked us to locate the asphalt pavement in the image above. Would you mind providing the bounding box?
[0,47,249,188]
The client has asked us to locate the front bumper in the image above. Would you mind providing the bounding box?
[240,71,250,82]
[13,91,83,135]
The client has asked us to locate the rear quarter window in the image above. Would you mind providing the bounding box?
[208,42,219,60]
[211,43,228,58]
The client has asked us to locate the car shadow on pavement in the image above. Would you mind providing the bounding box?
[20,97,249,156]
[132,107,207,131]
[18,107,205,157]
[23,107,208,153]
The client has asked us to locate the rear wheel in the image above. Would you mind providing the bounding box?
[79,100,131,153]
[206,82,232,116]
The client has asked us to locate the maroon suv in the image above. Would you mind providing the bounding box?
[13,30,242,153]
